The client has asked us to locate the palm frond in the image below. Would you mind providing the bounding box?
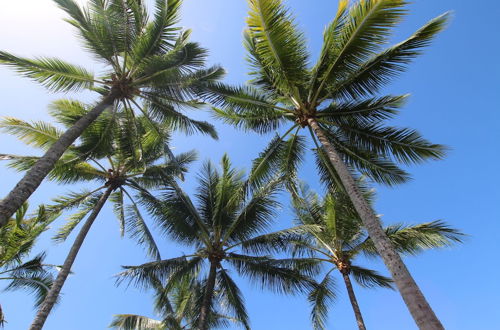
[217,268,250,330]
[223,178,281,244]
[308,273,336,330]
[246,0,309,98]
[0,118,63,150]
[349,265,393,289]
[51,192,103,243]
[131,0,182,61]
[137,187,200,244]
[336,123,447,164]
[227,253,312,295]
[317,95,407,125]
[329,12,450,100]
[117,256,196,290]
[311,0,407,103]
[111,190,126,237]
[124,202,161,261]
[0,51,94,92]
[360,220,464,257]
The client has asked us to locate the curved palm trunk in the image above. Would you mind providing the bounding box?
[308,118,444,330]
[0,92,117,228]
[341,272,366,330]
[198,261,218,330]
[29,186,114,330]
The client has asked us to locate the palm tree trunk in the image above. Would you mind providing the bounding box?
[29,186,114,330]
[341,272,366,330]
[0,92,117,228]
[198,260,218,330]
[308,118,444,330]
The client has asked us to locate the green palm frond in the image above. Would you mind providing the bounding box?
[317,95,407,125]
[212,104,288,134]
[349,265,393,289]
[227,253,312,295]
[52,193,103,243]
[223,178,282,244]
[335,123,447,164]
[134,42,208,83]
[310,0,407,103]
[280,132,307,195]
[329,12,450,100]
[131,0,182,61]
[0,206,56,268]
[246,0,308,99]
[308,272,336,330]
[1,153,105,184]
[0,51,94,92]
[217,268,250,330]
[240,225,318,257]
[124,201,161,261]
[0,118,63,150]
[330,138,411,186]
[111,190,126,237]
[360,220,464,257]
[1,252,55,308]
[117,256,197,290]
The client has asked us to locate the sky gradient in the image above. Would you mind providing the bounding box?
[0,1,499,329]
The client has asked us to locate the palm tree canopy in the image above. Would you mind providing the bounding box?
[200,0,450,190]
[0,0,223,142]
[1,100,197,261]
[243,184,464,329]
[117,155,319,329]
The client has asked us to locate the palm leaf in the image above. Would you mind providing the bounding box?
[246,0,309,99]
[0,51,94,92]
[349,265,393,289]
[329,12,451,100]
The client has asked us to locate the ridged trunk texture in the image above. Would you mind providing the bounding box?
[308,118,444,330]
[341,272,367,330]
[198,261,218,330]
[0,93,116,228]
[29,186,113,330]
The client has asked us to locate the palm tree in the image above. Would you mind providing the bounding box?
[199,0,450,327]
[285,186,463,329]
[117,155,317,330]
[1,102,196,329]
[0,203,58,327]
[111,274,244,329]
[0,0,223,226]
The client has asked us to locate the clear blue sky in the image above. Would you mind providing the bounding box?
[1,1,499,329]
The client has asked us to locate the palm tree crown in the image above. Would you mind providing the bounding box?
[1,101,196,260]
[202,0,449,189]
[290,185,463,329]
[118,155,317,330]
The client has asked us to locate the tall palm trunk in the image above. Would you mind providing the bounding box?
[308,118,444,330]
[29,186,114,330]
[198,260,218,330]
[341,271,366,330]
[0,92,117,228]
